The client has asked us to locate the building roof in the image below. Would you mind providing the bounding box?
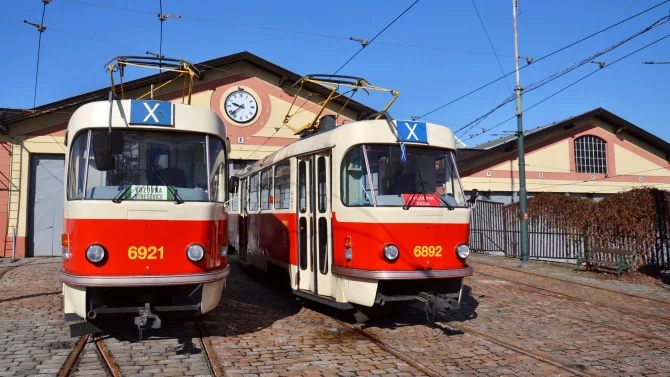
[1,51,377,129]
[459,107,670,167]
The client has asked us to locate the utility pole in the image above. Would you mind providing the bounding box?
[513,0,530,263]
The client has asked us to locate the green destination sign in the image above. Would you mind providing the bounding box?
[125,185,174,201]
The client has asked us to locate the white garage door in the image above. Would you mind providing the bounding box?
[29,155,65,257]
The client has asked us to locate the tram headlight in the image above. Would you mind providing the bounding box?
[187,244,205,262]
[85,244,106,263]
[383,244,399,261]
[456,244,471,259]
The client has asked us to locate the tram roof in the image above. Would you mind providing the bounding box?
[237,119,457,176]
[66,100,227,143]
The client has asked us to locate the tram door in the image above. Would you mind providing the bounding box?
[296,153,333,297]
[239,178,249,264]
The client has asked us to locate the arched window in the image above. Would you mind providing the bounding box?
[574,136,607,174]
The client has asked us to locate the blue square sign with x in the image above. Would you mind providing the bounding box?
[396,121,428,143]
[129,100,174,126]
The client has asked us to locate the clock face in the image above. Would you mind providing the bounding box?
[224,90,258,123]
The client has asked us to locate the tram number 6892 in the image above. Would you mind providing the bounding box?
[413,246,442,257]
[128,246,164,260]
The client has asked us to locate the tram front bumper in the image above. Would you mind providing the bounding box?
[61,266,230,321]
[58,265,230,287]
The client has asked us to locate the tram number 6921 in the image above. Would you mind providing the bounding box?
[128,246,164,260]
[413,246,442,257]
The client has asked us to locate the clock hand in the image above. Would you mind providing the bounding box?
[231,104,245,116]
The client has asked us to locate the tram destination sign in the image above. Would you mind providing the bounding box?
[396,121,428,143]
[129,100,175,127]
[125,185,174,201]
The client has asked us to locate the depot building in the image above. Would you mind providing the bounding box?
[0,51,374,258]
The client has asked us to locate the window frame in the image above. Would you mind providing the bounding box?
[274,160,291,210]
[574,135,608,175]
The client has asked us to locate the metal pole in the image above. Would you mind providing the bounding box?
[513,0,530,262]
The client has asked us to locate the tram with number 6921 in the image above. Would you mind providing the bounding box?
[227,75,476,321]
[59,57,231,336]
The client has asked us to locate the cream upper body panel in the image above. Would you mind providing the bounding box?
[238,119,457,176]
[66,100,227,143]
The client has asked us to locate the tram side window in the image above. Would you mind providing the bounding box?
[67,131,88,200]
[318,218,328,274]
[249,173,259,211]
[340,146,372,206]
[260,169,271,210]
[274,161,290,209]
[208,137,226,203]
[317,157,327,213]
[298,161,307,213]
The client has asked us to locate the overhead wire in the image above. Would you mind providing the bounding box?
[55,0,510,59]
[470,0,512,93]
[238,0,421,160]
[31,1,49,108]
[455,15,670,139]
[332,0,420,75]
[416,0,670,120]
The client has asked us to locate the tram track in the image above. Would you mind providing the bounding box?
[475,270,670,324]
[227,299,584,377]
[472,259,670,305]
[57,320,221,377]
[57,334,122,377]
[472,288,670,343]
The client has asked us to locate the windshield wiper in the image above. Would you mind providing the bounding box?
[150,166,185,204]
[403,168,454,210]
[112,168,147,203]
[417,168,454,210]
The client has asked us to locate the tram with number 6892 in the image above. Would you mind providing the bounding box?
[227,75,476,321]
[59,57,231,336]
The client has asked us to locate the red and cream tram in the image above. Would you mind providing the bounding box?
[59,57,231,335]
[228,75,475,320]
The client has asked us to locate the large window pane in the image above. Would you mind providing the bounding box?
[574,136,607,174]
[340,145,466,207]
[274,161,291,209]
[318,217,328,274]
[68,130,222,202]
[260,169,271,210]
[249,174,259,211]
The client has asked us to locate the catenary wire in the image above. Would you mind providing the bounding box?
[471,0,512,93]
[332,0,420,75]
[55,0,508,58]
[455,15,669,138]
[32,1,48,108]
[416,0,670,119]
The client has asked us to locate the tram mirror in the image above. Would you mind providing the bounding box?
[389,148,404,176]
[91,132,123,171]
[469,189,479,204]
[228,176,239,193]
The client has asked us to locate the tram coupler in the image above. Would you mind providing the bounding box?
[416,292,460,323]
[134,303,161,340]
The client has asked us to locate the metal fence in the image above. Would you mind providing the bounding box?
[469,200,670,269]
[469,200,506,254]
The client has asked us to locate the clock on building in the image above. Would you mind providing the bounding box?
[224,89,258,123]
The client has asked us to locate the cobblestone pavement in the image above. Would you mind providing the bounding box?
[1,255,669,377]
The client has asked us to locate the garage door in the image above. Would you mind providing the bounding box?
[29,155,65,257]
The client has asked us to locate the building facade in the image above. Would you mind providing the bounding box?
[458,108,670,204]
[0,52,374,258]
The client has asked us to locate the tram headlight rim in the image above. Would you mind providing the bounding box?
[186,244,205,262]
[383,244,400,262]
[85,244,106,263]
[456,243,471,259]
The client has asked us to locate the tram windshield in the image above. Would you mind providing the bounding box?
[341,145,466,208]
[67,129,226,202]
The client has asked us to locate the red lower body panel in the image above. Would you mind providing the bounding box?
[62,218,227,276]
[331,212,469,271]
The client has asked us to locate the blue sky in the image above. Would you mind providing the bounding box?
[1,0,669,146]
